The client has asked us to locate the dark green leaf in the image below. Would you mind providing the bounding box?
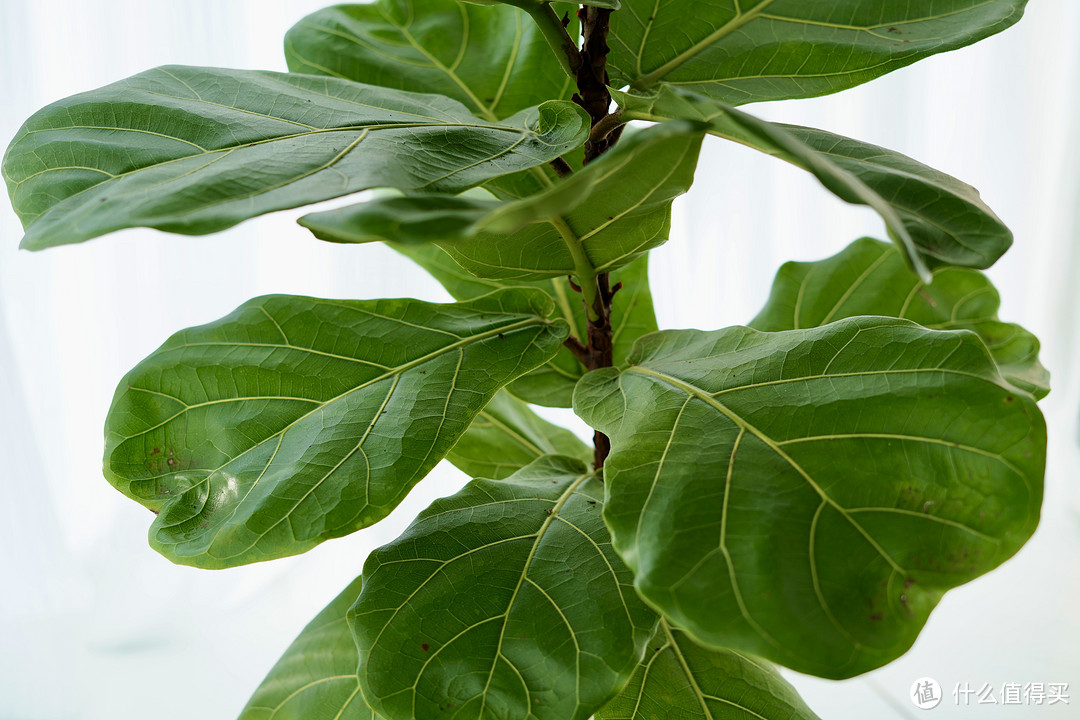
[394,244,658,407]
[240,577,377,720]
[3,66,588,250]
[446,390,590,478]
[300,122,705,281]
[285,0,579,121]
[351,455,657,720]
[575,317,1045,678]
[597,621,820,720]
[617,86,1012,274]
[751,237,1049,399]
[609,0,1027,104]
[104,288,568,568]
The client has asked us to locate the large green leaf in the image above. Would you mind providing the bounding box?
[446,390,590,478]
[300,122,705,280]
[597,621,820,720]
[284,1,578,122]
[574,317,1045,678]
[616,86,1012,274]
[240,577,377,720]
[751,237,1049,399]
[394,244,658,407]
[351,455,657,720]
[609,0,1027,104]
[104,288,568,568]
[2,65,588,250]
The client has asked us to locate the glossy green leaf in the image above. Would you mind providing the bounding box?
[617,86,1012,274]
[240,577,377,720]
[609,0,1027,104]
[104,288,569,568]
[751,237,1049,399]
[597,620,820,720]
[574,317,1045,678]
[394,244,658,407]
[351,455,657,720]
[446,391,590,478]
[285,1,579,122]
[300,122,705,280]
[2,65,588,250]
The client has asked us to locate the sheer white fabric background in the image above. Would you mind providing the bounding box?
[1,1,1077,718]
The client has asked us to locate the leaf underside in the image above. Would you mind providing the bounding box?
[300,121,706,281]
[575,317,1044,678]
[104,288,568,568]
[614,86,1012,274]
[2,66,588,249]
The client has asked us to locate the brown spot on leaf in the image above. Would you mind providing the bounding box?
[421,643,429,652]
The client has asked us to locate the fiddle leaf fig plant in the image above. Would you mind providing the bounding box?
[2,0,1047,718]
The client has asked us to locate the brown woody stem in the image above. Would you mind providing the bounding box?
[571,5,620,472]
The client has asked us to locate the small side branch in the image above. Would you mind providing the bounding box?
[549,156,574,178]
[589,109,625,147]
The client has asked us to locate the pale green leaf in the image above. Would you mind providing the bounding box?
[751,237,1049,399]
[446,390,591,478]
[104,288,568,568]
[617,86,1013,274]
[300,121,705,280]
[240,577,378,720]
[2,65,588,250]
[574,317,1045,678]
[285,1,580,122]
[393,244,658,407]
[597,620,820,720]
[609,0,1027,104]
[351,455,657,720]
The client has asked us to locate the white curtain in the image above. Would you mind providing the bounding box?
[1,1,1077,718]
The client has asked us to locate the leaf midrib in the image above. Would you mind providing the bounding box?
[122,314,551,484]
[477,471,591,716]
[631,0,779,90]
[627,364,905,574]
[13,118,537,228]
